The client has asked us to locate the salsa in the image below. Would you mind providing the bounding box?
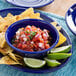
[12,25,52,52]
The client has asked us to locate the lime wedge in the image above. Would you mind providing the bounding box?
[51,45,72,53]
[24,58,46,68]
[48,53,72,60]
[45,58,61,67]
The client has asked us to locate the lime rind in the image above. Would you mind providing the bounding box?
[48,53,72,60]
[45,58,61,67]
[24,58,46,68]
[51,45,72,53]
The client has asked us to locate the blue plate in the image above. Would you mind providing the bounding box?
[65,4,76,35]
[6,0,54,8]
[0,8,72,73]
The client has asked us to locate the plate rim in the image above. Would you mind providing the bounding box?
[6,0,54,8]
[65,3,76,35]
[0,7,72,73]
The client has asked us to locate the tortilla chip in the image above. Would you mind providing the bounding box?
[15,15,21,21]
[0,13,14,32]
[20,8,34,17]
[4,13,13,20]
[0,32,13,52]
[0,16,6,24]
[16,13,41,21]
[0,56,22,65]
[0,48,8,55]
[0,23,8,32]
[3,43,13,52]
[19,8,42,20]
[8,52,19,62]
[30,15,41,19]
[13,8,42,21]
[34,13,40,17]
[0,42,13,55]
[0,16,17,32]
[51,22,57,26]
[0,16,3,20]
[17,8,33,20]
[51,22,61,31]
[51,22,66,47]
[0,47,13,55]
[16,15,30,21]
[5,15,16,25]
[8,53,24,65]
[15,54,23,59]
[0,32,6,48]
[55,32,67,47]
[56,26,61,31]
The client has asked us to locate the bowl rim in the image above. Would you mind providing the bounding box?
[5,19,59,54]
[6,0,54,8]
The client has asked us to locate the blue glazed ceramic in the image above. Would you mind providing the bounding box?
[5,19,59,58]
[6,0,54,8]
[0,8,72,73]
[65,4,76,35]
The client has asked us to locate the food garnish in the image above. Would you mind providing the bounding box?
[47,53,72,60]
[44,58,61,67]
[51,45,72,53]
[24,58,46,68]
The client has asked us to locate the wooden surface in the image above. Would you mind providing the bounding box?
[38,0,76,16]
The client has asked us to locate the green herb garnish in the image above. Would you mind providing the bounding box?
[11,38,16,44]
[47,41,50,44]
[25,31,30,34]
[28,31,36,40]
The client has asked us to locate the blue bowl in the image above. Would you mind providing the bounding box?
[5,19,59,58]
[65,4,76,35]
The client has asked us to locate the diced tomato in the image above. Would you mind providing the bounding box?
[42,33,48,40]
[33,34,43,42]
[25,25,32,31]
[21,28,24,30]
[17,43,22,48]
[14,40,19,43]
[44,41,48,44]
[20,31,24,35]
[25,47,34,52]
[40,39,44,43]
[22,44,27,49]
[25,33,30,36]
[32,34,39,41]
[37,31,41,35]
[45,44,50,49]
[26,41,30,45]
[33,43,38,48]
[19,37,23,42]
[30,44,34,48]
[31,26,37,32]
[29,49,33,52]
[13,44,16,47]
